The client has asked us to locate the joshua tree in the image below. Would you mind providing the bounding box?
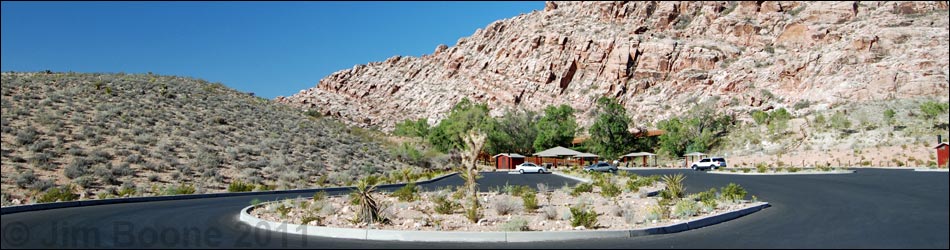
[460,129,487,223]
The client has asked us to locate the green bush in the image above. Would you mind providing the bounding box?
[599,181,622,198]
[499,217,529,231]
[36,184,80,203]
[165,184,196,195]
[626,175,659,192]
[646,204,667,222]
[569,204,599,228]
[570,183,593,197]
[312,191,327,201]
[433,194,461,214]
[393,183,418,202]
[721,183,748,202]
[276,203,292,218]
[755,163,768,173]
[522,191,539,210]
[697,188,718,207]
[672,199,700,219]
[228,181,255,192]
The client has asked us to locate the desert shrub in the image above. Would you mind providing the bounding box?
[755,163,768,173]
[660,174,686,200]
[228,181,255,192]
[64,159,92,179]
[301,215,323,225]
[276,203,292,218]
[541,206,558,220]
[599,181,622,198]
[392,183,418,202]
[626,175,658,192]
[15,171,37,188]
[499,217,529,231]
[312,191,327,201]
[433,194,461,214]
[721,183,748,202]
[571,183,593,197]
[493,196,522,215]
[117,185,136,197]
[569,204,599,228]
[350,176,388,225]
[28,139,53,153]
[74,176,95,188]
[697,188,718,208]
[672,199,700,219]
[112,163,134,177]
[37,184,80,203]
[164,184,196,195]
[15,127,38,146]
[522,191,539,210]
[29,179,55,192]
[646,204,667,222]
[536,183,549,194]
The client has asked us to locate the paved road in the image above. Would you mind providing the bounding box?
[1,169,947,248]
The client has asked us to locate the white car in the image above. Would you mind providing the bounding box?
[515,162,548,174]
[691,157,727,171]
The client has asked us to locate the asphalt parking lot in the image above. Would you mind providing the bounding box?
[1,169,947,248]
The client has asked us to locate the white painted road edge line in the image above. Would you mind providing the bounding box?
[551,172,592,183]
[914,168,949,172]
[239,201,770,242]
[706,170,855,175]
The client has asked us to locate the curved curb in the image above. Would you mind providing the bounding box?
[239,201,770,242]
[0,172,458,215]
[706,170,855,175]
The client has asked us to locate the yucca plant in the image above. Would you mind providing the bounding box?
[660,173,686,200]
[350,175,388,225]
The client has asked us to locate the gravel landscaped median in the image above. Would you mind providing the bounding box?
[250,172,763,232]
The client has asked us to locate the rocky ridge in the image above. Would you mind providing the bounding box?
[277,1,950,132]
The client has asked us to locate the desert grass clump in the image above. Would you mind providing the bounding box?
[570,183,593,197]
[392,183,418,202]
[541,206,558,220]
[228,181,255,192]
[522,191,539,211]
[499,217,529,231]
[492,195,522,215]
[720,183,748,202]
[432,193,461,214]
[36,184,80,203]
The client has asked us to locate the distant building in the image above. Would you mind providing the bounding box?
[493,153,525,170]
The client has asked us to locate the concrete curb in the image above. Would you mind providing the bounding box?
[239,201,769,242]
[551,172,592,183]
[706,170,855,175]
[914,168,949,172]
[0,172,458,215]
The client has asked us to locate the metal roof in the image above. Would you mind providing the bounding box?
[532,146,583,157]
[623,152,656,157]
[683,152,707,157]
[492,153,526,158]
[574,152,599,158]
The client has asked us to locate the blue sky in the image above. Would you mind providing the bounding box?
[1,1,542,98]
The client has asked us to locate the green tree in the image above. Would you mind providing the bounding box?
[657,103,732,157]
[393,118,430,138]
[588,97,634,160]
[767,108,791,136]
[751,110,769,125]
[488,109,539,154]
[533,104,577,151]
[427,98,495,153]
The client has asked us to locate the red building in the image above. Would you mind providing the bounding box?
[493,153,525,170]
[937,143,949,168]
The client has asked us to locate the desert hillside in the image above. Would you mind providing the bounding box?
[278,1,948,132]
[0,72,424,205]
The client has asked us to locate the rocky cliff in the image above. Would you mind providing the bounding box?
[277,1,950,132]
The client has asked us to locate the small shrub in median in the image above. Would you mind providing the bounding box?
[301,215,323,225]
[433,194,461,214]
[570,183,593,197]
[522,191,539,210]
[598,179,622,199]
[541,206,558,220]
[697,188,718,208]
[721,183,748,202]
[646,204,667,222]
[660,174,686,200]
[393,183,418,202]
[569,203,599,228]
[493,196,522,215]
[498,217,530,231]
[672,199,700,219]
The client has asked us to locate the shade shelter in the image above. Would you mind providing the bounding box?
[493,153,525,170]
[573,152,600,166]
[683,152,707,168]
[532,146,583,168]
[622,152,657,168]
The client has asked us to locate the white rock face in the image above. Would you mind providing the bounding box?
[277,1,950,131]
